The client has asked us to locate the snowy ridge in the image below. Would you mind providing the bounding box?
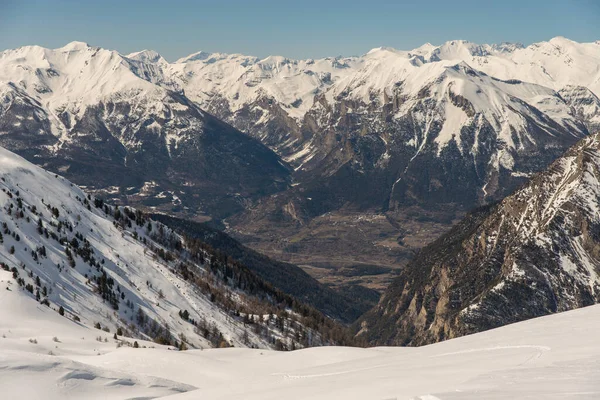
[164,37,599,150]
[138,37,598,190]
[1,268,600,399]
[167,36,600,118]
[1,38,598,157]
[0,42,184,149]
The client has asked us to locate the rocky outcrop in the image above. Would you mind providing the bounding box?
[356,132,600,345]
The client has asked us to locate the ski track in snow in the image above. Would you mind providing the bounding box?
[2,278,599,400]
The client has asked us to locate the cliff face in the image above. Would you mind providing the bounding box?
[357,132,600,345]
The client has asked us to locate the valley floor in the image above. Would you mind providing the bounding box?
[230,206,464,292]
[1,269,599,399]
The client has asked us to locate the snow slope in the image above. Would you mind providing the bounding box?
[0,145,330,351]
[1,266,599,399]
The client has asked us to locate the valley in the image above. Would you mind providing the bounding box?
[230,206,464,291]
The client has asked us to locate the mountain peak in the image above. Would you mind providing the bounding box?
[175,51,213,63]
[60,41,90,52]
[410,42,436,55]
[490,41,525,53]
[549,35,574,44]
[366,46,400,54]
[126,49,166,64]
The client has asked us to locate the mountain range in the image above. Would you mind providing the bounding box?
[2,34,600,399]
[2,36,600,316]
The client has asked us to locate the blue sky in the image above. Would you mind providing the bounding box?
[1,0,599,60]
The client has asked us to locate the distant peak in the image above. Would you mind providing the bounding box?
[175,51,212,63]
[491,42,524,53]
[60,41,90,51]
[549,36,575,46]
[366,46,400,55]
[413,42,435,51]
[127,49,165,64]
[259,55,291,65]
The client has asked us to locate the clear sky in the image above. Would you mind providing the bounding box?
[1,0,599,61]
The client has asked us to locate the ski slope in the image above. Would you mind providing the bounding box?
[1,266,599,399]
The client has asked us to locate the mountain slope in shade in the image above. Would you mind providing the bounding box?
[356,132,600,345]
[1,271,600,399]
[0,145,352,351]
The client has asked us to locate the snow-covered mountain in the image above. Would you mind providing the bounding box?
[166,37,600,167]
[3,38,596,209]
[356,131,600,346]
[2,266,600,399]
[172,37,597,216]
[0,42,290,219]
[0,145,354,351]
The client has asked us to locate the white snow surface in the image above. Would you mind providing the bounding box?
[1,266,600,399]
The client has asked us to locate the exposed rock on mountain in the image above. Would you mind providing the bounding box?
[356,132,600,345]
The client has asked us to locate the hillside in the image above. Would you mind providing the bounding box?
[0,145,354,351]
[150,214,376,322]
[1,265,600,399]
[356,132,600,345]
